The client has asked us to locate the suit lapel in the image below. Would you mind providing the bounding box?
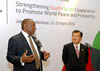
[32,36,41,56]
[71,43,79,59]
[20,32,33,54]
[79,44,82,59]
[32,36,42,62]
[79,44,85,59]
[32,36,41,50]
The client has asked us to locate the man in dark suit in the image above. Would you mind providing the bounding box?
[6,19,50,71]
[62,30,88,71]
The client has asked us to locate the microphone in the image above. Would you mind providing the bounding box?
[34,37,42,47]
[84,43,93,52]
[85,43,92,48]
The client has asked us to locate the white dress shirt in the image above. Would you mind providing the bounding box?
[73,43,80,52]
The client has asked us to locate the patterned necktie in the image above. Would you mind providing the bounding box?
[28,36,40,69]
[76,45,79,58]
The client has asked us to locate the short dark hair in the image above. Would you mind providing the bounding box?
[72,30,83,37]
[21,19,33,29]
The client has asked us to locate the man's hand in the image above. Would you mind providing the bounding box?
[22,50,35,63]
[43,51,50,61]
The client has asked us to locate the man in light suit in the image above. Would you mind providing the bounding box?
[62,30,88,71]
[6,19,50,71]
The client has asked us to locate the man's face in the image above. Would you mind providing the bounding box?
[26,20,36,36]
[72,32,82,45]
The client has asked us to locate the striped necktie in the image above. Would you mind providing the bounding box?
[28,36,40,69]
[76,45,79,58]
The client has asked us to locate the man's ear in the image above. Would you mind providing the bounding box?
[80,37,82,41]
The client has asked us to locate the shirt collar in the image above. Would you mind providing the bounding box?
[22,30,29,38]
[73,43,80,48]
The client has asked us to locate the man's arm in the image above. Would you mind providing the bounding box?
[6,37,35,66]
[6,37,21,66]
[40,51,50,61]
[62,45,68,65]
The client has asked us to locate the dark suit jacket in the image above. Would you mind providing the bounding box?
[6,32,44,71]
[62,43,88,71]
